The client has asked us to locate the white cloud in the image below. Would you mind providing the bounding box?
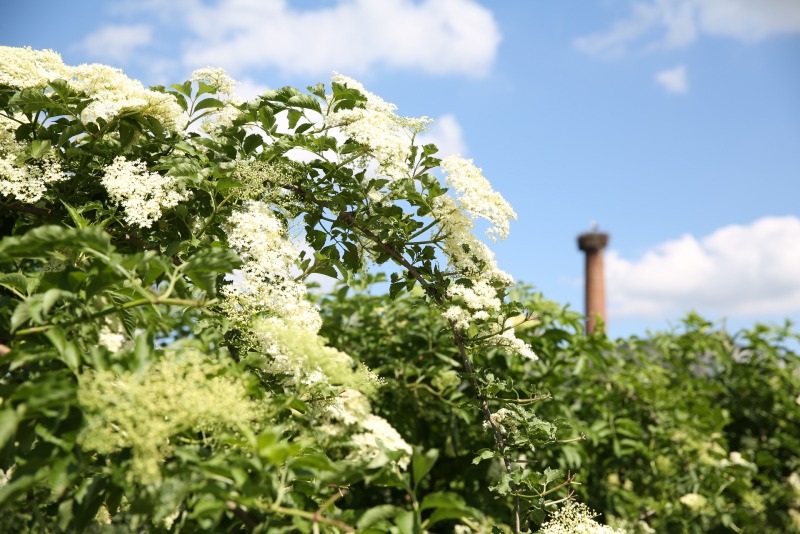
[606,216,800,319]
[77,24,153,62]
[699,0,800,41]
[418,114,468,157]
[171,0,500,77]
[575,0,800,57]
[655,64,688,93]
[235,78,270,101]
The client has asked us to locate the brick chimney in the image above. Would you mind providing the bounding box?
[577,225,610,334]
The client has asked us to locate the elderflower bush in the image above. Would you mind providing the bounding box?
[0,46,587,532]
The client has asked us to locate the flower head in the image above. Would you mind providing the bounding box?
[101,157,188,228]
[325,74,430,181]
[540,501,624,534]
[0,46,69,89]
[441,155,516,241]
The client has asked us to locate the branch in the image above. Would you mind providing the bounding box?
[489,393,552,405]
[556,433,586,444]
[539,470,580,499]
[226,500,258,531]
[4,203,53,217]
[14,297,217,336]
[272,505,354,532]
[281,183,434,295]
[314,486,348,525]
[450,321,521,533]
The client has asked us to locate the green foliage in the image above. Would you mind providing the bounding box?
[319,280,584,532]
[0,49,561,532]
[522,307,800,533]
[320,282,800,532]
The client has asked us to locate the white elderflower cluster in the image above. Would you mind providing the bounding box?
[0,47,184,132]
[444,279,502,329]
[101,157,188,228]
[432,195,537,361]
[325,74,430,181]
[441,156,517,241]
[540,501,625,534]
[0,46,69,89]
[0,114,69,202]
[497,327,538,361]
[0,147,67,203]
[679,493,708,512]
[325,390,412,470]
[191,67,244,133]
[98,325,125,353]
[222,201,322,332]
[191,67,239,98]
[70,64,185,131]
[351,414,413,470]
[431,195,512,285]
[249,318,380,393]
[482,407,511,433]
[77,351,259,484]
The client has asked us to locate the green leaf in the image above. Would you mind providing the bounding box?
[357,505,403,530]
[342,241,360,271]
[10,302,31,332]
[242,133,262,155]
[60,200,90,228]
[0,273,32,297]
[44,327,67,356]
[62,341,80,370]
[193,97,225,113]
[287,94,322,113]
[169,81,193,98]
[133,331,153,371]
[307,83,326,99]
[30,139,51,158]
[543,467,561,484]
[42,288,67,316]
[394,510,417,534]
[184,247,242,274]
[0,226,113,262]
[258,106,276,130]
[109,292,136,338]
[390,280,407,300]
[427,507,472,526]
[0,408,19,451]
[419,491,466,511]
[306,228,328,250]
[195,81,217,97]
[0,473,43,506]
[287,109,302,129]
[472,449,496,465]
[412,448,439,490]
[183,248,242,296]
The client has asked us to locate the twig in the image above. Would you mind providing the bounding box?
[313,486,348,526]
[556,433,586,444]
[545,489,577,507]
[226,500,258,531]
[539,470,580,499]
[272,505,355,532]
[489,393,552,405]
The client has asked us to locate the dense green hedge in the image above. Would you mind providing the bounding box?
[320,282,800,533]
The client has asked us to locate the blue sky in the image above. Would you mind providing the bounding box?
[3,0,799,338]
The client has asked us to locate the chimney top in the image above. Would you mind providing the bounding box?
[577,230,609,252]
